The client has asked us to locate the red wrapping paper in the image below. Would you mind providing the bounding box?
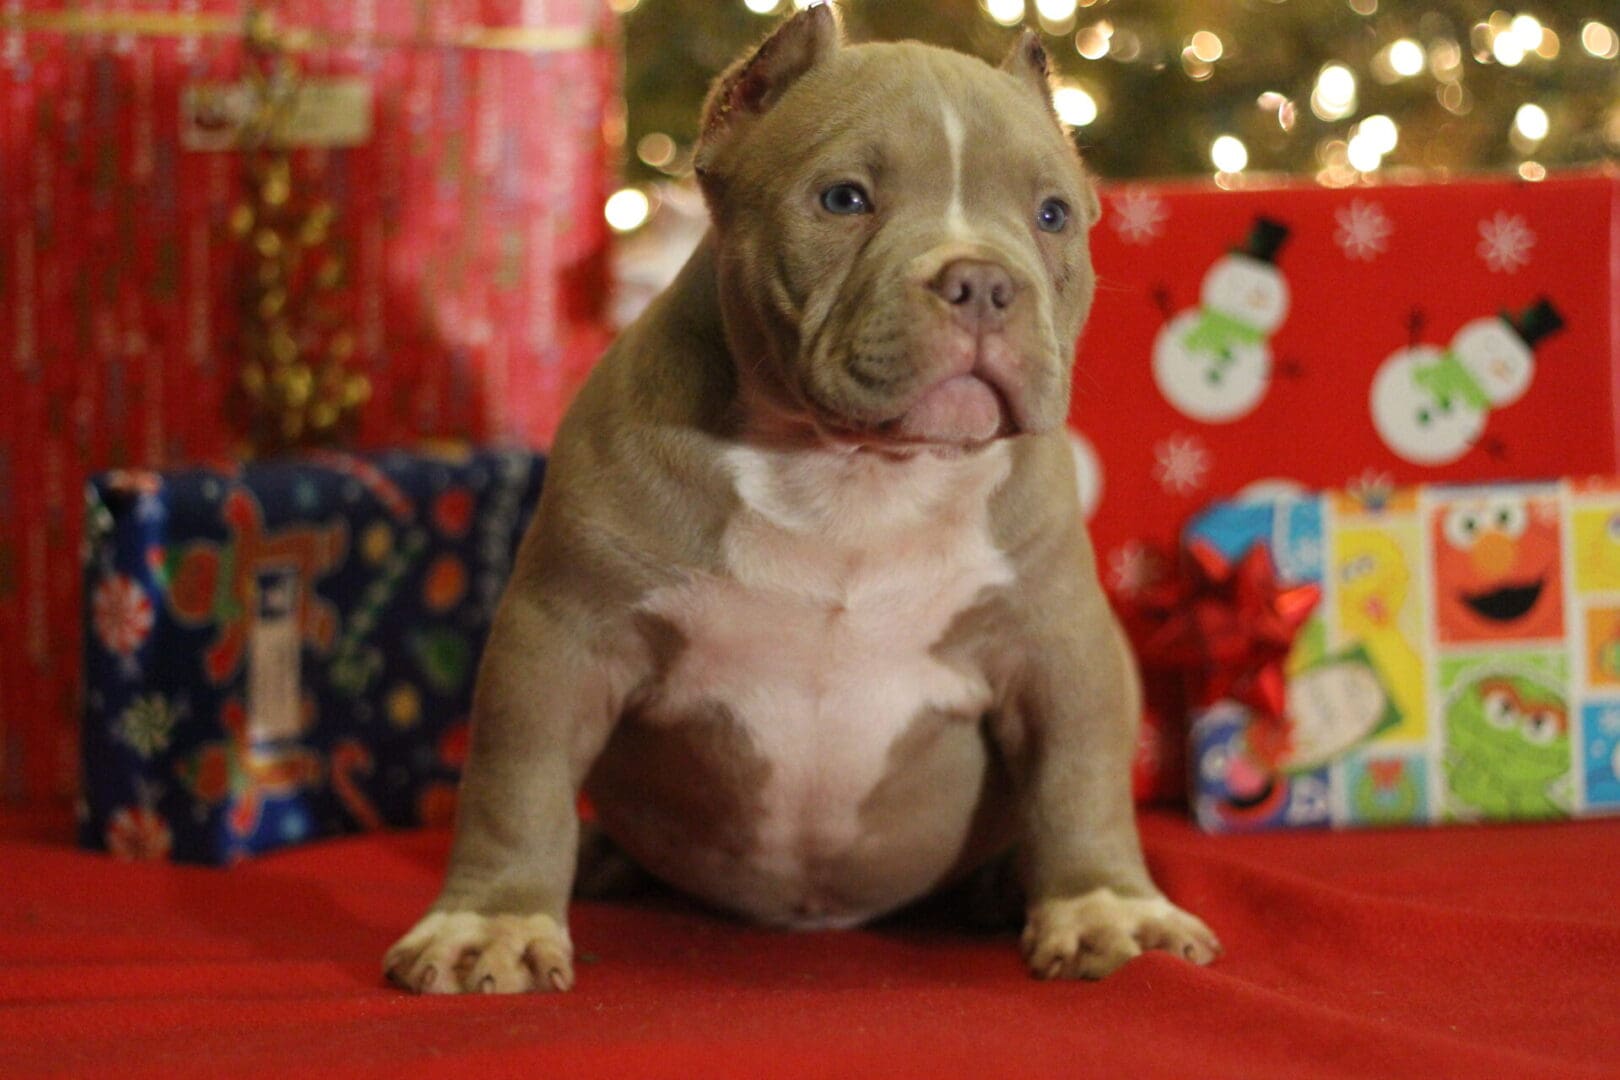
[1070,170,1620,802]
[1074,169,1620,581]
[0,1,616,802]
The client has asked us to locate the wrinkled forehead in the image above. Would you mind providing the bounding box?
[754,43,1085,198]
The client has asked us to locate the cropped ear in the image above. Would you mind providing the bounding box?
[695,4,841,177]
[1000,30,1055,115]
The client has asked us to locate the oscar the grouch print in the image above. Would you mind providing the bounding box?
[1444,672,1571,821]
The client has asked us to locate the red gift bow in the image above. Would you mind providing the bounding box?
[1118,540,1321,728]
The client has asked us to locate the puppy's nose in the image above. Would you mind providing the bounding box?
[929,260,1016,327]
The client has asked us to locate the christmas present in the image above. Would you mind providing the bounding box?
[79,448,544,863]
[1068,169,1620,802]
[1069,171,1618,563]
[0,1,614,802]
[1180,476,1620,833]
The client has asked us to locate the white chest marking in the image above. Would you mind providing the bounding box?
[940,101,969,238]
[639,444,1014,881]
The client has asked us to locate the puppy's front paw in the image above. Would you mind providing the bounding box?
[384,911,574,995]
[1021,889,1220,980]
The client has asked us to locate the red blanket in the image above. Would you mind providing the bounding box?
[4,807,1618,1079]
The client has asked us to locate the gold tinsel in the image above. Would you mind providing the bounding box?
[233,6,370,456]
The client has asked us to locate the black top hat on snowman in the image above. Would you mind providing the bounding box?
[1501,297,1565,348]
[1236,217,1290,264]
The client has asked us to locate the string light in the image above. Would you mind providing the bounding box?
[1311,63,1357,121]
[1052,85,1099,127]
[1035,0,1078,23]
[605,188,651,233]
[1346,134,1382,172]
[1211,135,1248,173]
[1509,14,1543,51]
[636,133,676,169]
[741,0,778,14]
[1583,21,1620,59]
[1359,114,1398,154]
[1189,31,1223,63]
[983,0,1025,28]
[1514,102,1550,142]
[1076,21,1113,59]
[1387,39,1424,77]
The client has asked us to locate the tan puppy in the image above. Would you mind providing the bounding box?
[386,6,1219,994]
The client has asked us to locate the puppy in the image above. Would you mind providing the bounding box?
[386,5,1218,994]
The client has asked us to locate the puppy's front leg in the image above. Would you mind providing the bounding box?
[385,595,622,995]
[1014,606,1221,980]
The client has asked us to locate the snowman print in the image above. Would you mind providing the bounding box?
[1370,298,1564,466]
[1153,217,1291,423]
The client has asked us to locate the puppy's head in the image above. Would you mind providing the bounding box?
[694,6,1099,448]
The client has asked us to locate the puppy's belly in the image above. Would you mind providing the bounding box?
[588,573,1014,928]
[587,696,1014,929]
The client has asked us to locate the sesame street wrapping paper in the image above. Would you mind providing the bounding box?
[1074,170,1620,804]
[0,1,613,803]
[1185,476,1620,833]
[80,448,543,863]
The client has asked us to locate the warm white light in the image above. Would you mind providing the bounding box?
[792,0,816,8]
[1211,135,1248,173]
[1510,14,1543,50]
[1053,86,1099,127]
[742,0,778,13]
[1388,38,1425,76]
[1359,114,1398,153]
[1519,160,1547,181]
[608,0,641,12]
[1346,134,1383,172]
[984,0,1025,27]
[1312,63,1357,120]
[604,188,651,232]
[1189,30,1223,62]
[1035,0,1077,22]
[1583,21,1620,59]
[1076,21,1112,59]
[1493,29,1526,66]
[1514,102,1550,141]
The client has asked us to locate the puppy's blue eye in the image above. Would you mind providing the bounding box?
[820,183,872,215]
[1037,198,1069,233]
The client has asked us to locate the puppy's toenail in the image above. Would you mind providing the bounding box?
[479,975,495,993]
[548,968,567,991]
[420,966,438,992]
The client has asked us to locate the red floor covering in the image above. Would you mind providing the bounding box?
[3,805,1618,1079]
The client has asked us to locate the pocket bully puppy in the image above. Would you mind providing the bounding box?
[386,4,1219,994]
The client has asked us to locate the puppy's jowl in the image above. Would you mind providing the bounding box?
[387,7,1218,994]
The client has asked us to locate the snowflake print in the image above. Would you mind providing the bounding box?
[1109,188,1168,245]
[117,694,180,759]
[92,574,154,657]
[106,805,173,861]
[1477,211,1534,273]
[1152,433,1211,495]
[1333,199,1392,261]
[1107,542,1165,596]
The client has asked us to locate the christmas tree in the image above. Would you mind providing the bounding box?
[615,0,1618,191]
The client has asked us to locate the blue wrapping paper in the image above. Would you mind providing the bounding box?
[80,448,543,863]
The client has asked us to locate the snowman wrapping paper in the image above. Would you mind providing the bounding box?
[1071,170,1620,802]
[1073,170,1618,570]
[1183,476,1620,833]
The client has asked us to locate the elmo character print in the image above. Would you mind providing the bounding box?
[1432,491,1563,643]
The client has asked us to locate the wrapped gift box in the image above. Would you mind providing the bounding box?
[1069,169,1620,801]
[0,1,614,801]
[1183,476,1620,832]
[80,448,544,863]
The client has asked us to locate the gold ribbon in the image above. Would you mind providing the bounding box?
[1,10,597,53]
